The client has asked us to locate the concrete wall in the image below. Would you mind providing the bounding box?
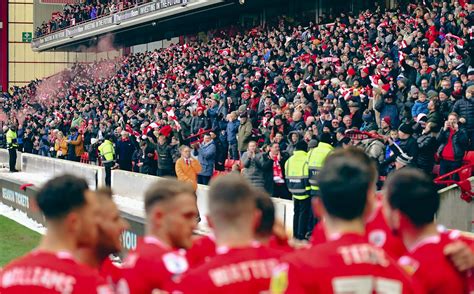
[436,177,474,233]
[2,151,472,237]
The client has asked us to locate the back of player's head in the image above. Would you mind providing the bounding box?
[255,190,275,237]
[385,168,439,227]
[208,174,256,225]
[36,175,89,220]
[319,147,377,221]
[95,187,113,200]
[144,178,195,214]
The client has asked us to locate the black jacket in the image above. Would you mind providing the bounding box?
[398,136,419,160]
[437,128,469,162]
[453,98,474,130]
[156,143,174,170]
[416,134,438,173]
[191,115,210,134]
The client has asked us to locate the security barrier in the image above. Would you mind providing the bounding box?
[0,149,21,171]
[436,177,474,233]
[21,153,104,190]
[2,151,472,240]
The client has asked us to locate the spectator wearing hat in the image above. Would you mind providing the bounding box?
[115,131,135,172]
[154,135,175,177]
[375,92,400,129]
[226,112,240,160]
[237,112,253,155]
[378,117,392,137]
[395,151,413,170]
[438,89,453,121]
[397,123,418,161]
[191,107,210,135]
[437,113,469,177]
[452,85,474,150]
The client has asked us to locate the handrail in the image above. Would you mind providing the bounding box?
[35,0,150,39]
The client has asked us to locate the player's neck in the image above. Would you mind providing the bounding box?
[324,216,365,238]
[75,248,109,269]
[402,222,438,252]
[37,229,78,254]
[145,227,173,249]
[215,228,254,249]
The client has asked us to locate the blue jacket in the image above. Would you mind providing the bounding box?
[226,120,240,144]
[198,141,216,176]
[116,138,135,163]
[411,100,429,118]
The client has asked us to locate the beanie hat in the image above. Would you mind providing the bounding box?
[347,68,356,76]
[295,140,308,151]
[398,123,413,135]
[382,116,391,126]
[396,151,413,166]
[308,139,318,149]
[319,132,333,144]
[362,67,369,75]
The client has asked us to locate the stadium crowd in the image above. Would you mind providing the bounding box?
[35,0,147,37]
[2,0,474,195]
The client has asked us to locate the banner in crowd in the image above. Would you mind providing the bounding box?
[32,0,189,48]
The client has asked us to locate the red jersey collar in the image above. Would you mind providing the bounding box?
[407,234,440,253]
[144,235,171,250]
[215,241,261,255]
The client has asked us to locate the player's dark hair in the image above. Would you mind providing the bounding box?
[385,168,439,227]
[36,175,89,220]
[319,147,377,220]
[144,178,195,214]
[208,174,256,222]
[255,190,275,236]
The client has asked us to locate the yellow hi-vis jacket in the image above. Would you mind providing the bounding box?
[307,142,333,194]
[284,150,310,200]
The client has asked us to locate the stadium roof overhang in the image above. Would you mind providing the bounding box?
[31,0,233,52]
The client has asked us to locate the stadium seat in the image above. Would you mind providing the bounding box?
[464,151,474,166]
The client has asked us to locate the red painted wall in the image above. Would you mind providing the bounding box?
[0,0,8,92]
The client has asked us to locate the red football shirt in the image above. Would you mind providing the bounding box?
[398,233,468,294]
[0,250,112,293]
[272,233,415,294]
[310,202,407,259]
[120,236,189,294]
[173,243,281,294]
[186,235,217,268]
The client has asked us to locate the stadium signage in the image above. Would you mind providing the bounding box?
[2,188,29,209]
[32,0,188,48]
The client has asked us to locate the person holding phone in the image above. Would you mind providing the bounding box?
[437,112,469,177]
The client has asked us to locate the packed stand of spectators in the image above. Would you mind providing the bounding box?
[35,0,147,38]
[3,0,474,199]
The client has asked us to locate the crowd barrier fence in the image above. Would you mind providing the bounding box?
[1,151,472,247]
